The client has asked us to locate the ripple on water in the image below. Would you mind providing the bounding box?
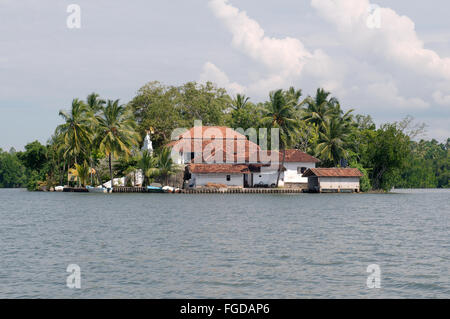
[0,188,449,298]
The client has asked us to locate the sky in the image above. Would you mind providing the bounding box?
[0,0,449,150]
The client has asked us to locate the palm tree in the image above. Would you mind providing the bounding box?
[71,161,90,187]
[47,132,67,185]
[315,117,351,166]
[157,147,180,185]
[86,92,105,114]
[231,94,250,111]
[262,89,298,186]
[332,102,354,124]
[302,88,339,128]
[285,87,302,108]
[95,100,139,189]
[57,98,93,166]
[137,150,159,186]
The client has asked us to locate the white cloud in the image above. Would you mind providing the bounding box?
[209,0,311,74]
[432,90,450,106]
[199,62,246,95]
[367,81,429,109]
[206,0,337,96]
[423,117,450,141]
[205,0,435,110]
[310,0,450,80]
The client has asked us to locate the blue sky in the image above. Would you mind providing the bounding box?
[0,0,449,150]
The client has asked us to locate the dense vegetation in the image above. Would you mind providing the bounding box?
[0,81,448,191]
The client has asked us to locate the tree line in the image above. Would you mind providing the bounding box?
[0,81,448,191]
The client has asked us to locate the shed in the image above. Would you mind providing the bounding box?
[303,168,363,193]
[186,164,250,188]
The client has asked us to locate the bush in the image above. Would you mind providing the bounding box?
[350,161,371,192]
[26,170,41,191]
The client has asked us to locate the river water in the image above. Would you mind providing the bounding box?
[0,188,448,298]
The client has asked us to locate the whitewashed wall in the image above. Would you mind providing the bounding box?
[284,162,316,183]
[172,151,201,164]
[319,177,360,190]
[252,172,278,186]
[191,173,244,187]
[252,167,284,187]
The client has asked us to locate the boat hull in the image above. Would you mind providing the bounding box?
[147,186,165,193]
[87,187,112,194]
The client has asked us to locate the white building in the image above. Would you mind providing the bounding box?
[271,149,320,188]
[168,126,319,189]
[142,130,154,155]
[186,164,249,188]
[303,168,363,193]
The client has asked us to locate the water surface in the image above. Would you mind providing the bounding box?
[0,188,449,298]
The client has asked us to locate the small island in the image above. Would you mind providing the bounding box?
[0,83,448,193]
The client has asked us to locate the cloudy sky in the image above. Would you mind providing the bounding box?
[1,0,449,150]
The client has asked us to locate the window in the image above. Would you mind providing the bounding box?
[297,167,307,174]
[226,175,231,181]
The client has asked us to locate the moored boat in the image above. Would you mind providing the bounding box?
[86,186,112,193]
[146,185,165,193]
[162,186,181,193]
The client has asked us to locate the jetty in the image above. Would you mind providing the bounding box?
[63,186,306,194]
[182,188,304,194]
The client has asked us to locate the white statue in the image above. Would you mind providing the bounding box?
[142,129,154,155]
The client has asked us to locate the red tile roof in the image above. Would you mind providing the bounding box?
[176,126,248,140]
[170,138,260,163]
[167,127,318,164]
[284,149,320,163]
[266,149,320,163]
[188,164,250,174]
[303,168,363,177]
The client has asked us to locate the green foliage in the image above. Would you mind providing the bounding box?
[299,88,354,166]
[315,116,351,167]
[26,170,41,191]
[302,88,339,128]
[157,147,180,185]
[0,149,26,187]
[137,150,159,186]
[18,140,48,171]
[86,92,106,114]
[2,82,447,192]
[364,123,411,191]
[73,161,90,187]
[96,99,140,187]
[350,161,371,192]
[56,98,94,163]
[130,81,230,149]
[226,102,262,130]
[262,89,300,186]
[231,94,250,111]
[397,139,449,188]
[262,89,299,148]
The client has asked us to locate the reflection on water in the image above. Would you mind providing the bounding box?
[0,188,449,298]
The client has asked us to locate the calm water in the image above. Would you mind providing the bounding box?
[0,188,449,298]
